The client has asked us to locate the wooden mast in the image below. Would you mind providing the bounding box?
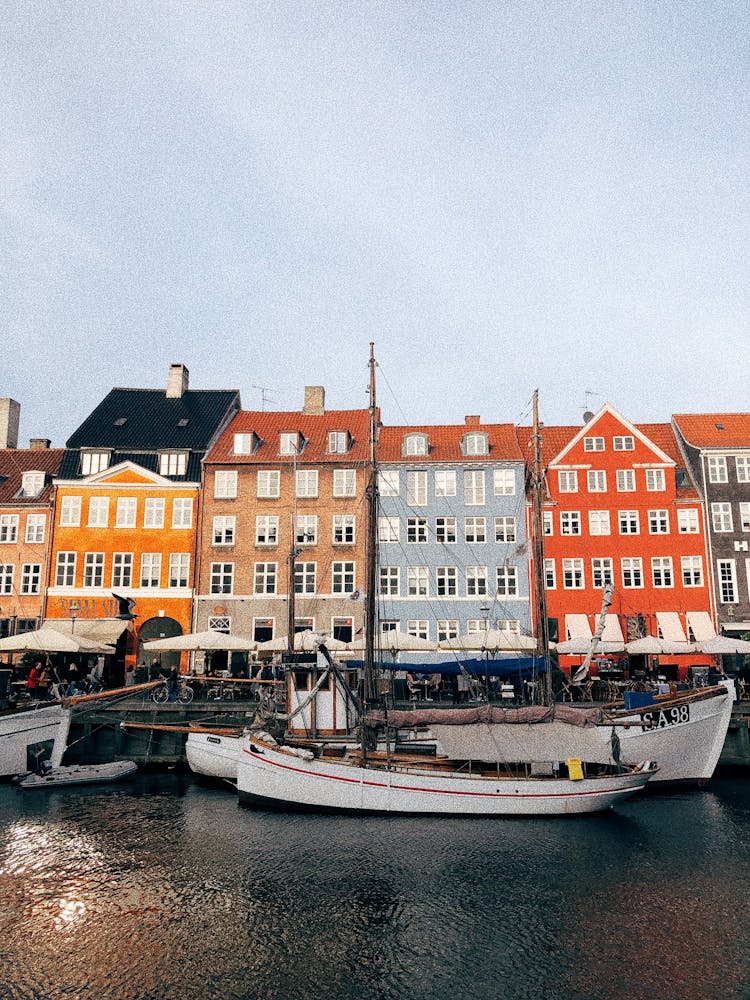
[363,342,379,707]
[530,390,553,705]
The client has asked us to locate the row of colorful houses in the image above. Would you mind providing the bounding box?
[1,364,748,680]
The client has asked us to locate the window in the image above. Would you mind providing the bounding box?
[496,565,518,597]
[406,471,427,506]
[379,566,399,596]
[463,433,488,456]
[116,497,137,528]
[333,515,355,545]
[494,469,516,495]
[140,553,161,588]
[587,470,607,493]
[740,503,750,532]
[0,564,13,594]
[558,470,578,493]
[213,516,236,545]
[0,514,17,544]
[613,436,634,451]
[295,515,317,545]
[407,566,429,596]
[544,559,556,589]
[83,552,104,588]
[332,561,355,594]
[233,433,252,455]
[406,517,428,543]
[464,470,485,506]
[494,516,516,543]
[435,517,456,544]
[20,563,41,595]
[20,471,44,497]
[435,470,456,497]
[328,431,349,454]
[112,553,132,588]
[618,510,640,535]
[280,432,301,455]
[543,511,553,536]
[25,514,45,543]
[407,620,429,640]
[253,617,274,643]
[437,620,459,642]
[560,511,581,535]
[584,436,605,452]
[211,562,234,595]
[589,510,610,536]
[677,509,699,534]
[333,470,356,497]
[465,517,486,543]
[681,556,703,587]
[378,516,399,543]
[591,558,614,589]
[403,433,428,456]
[736,456,750,483]
[711,503,733,532]
[168,554,190,588]
[648,510,669,534]
[378,470,399,496]
[616,469,635,492]
[254,515,278,545]
[144,498,165,528]
[254,562,277,595]
[717,559,738,604]
[708,456,728,483]
[621,558,643,589]
[159,452,187,477]
[59,497,81,527]
[294,562,316,594]
[296,470,318,498]
[497,619,521,634]
[81,451,110,475]
[646,469,666,492]
[465,565,488,596]
[215,470,238,499]
[332,617,354,643]
[172,498,193,528]
[436,566,457,596]
[562,558,584,589]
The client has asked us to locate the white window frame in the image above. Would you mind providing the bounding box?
[681,556,703,587]
[560,511,581,536]
[211,562,234,595]
[379,566,400,596]
[407,517,428,543]
[159,452,187,477]
[435,470,457,497]
[562,558,584,589]
[115,497,137,528]
[83,552,105,588]
[233,432,252,455]
[621,557,643,589]
[333,514,355,545]
[495,565,518,597]
[255,515,278,546]
[332,561,356,595]
[465,565,488,596]
[333,469,356,497]
[616,469,636,492]
[464,470,485,506]
[112,552,133,589]
[215,470,238,499]
[20,562,41,595]
[436,566,457,597]
[403,433,428,456]
[169,553,190,588]
[407,565,429,597]
[711,502,733,532]
[493,468,516,495]
[295,515,317,545]
[378,516,400,543]
[59,497,81,528]
[257,470,280,499]
[708,456,728,483]
[544,559,556,589]
[20,471,44,497]
[463,432,488,456]
[25,513,46,544]
[143,497,165,529]
[213,515,236,546]
[378,470,399,496]
[328,431,348,454]
[296,470,318,498]
[589,510,610,536]
[736,456,750,483]
[613,436,634,451]
[648,509,669,534]
[280,432,301,455]
[435,517,457,544]
[465,516,486,543]
[294,561,316,595]
[55,551,76,587]
[592,558,614,589]
[646,468,666,492]
[494,516,516,543]
[587,470,607,493]
[0,564,14,595]
[140,553,162,588]
[406,471,428,506]
[558,470,578,493]
[437,620,459,642]
[172,497,193,528]
[254,562,277,595]
[677,509,699,534]
[717,559,738,604]
[0,514,19,543]
[584,436,605,452]
[81,451,110,476]
[618,510,640,535]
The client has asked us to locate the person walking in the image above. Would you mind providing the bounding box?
[26,662,41,700]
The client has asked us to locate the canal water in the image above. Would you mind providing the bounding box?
[2,773,750,1000]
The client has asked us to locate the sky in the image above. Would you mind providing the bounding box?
[3,1,749,447]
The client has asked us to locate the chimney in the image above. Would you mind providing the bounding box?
[166,363,190,398]
[0,399,20,448]
[303,386,325,415]
[465,415,481,427]
[29,438,51,450]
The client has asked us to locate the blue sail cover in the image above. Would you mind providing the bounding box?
[344,656,547,680]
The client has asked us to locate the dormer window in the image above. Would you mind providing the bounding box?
[403,433,428,457]
[234,432,261,456]
[462,432,489,456]
[328,430,350,454]
[81,451,111,475]
[20,471,45,498]
[159,451,188,476]
[280,432,303,455]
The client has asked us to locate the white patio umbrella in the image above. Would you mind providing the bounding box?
[0,626,114,655]
[348,630,437,653]
[142,629,257,652]
[553,638,625,655]
[256,630,348,653]
[437,630,537,653]
[699,635,750,655]
[625,636,697,655]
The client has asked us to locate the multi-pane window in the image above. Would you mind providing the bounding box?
[613,436,634,451]
[463,433,488,456]
[333,515,355,545]
[648,510,669,534]
[378,470,399,496]
[542,511,553,535]
[172,497,193,527]
[112,553,133,588]
[681,556,703,587]
[378,516,399,542]
[589,510,610,535]
[591,558,614,588]
[20,563,41,595]
[740,503,750,532]
[159,452,187,477]
[140,553,161,588]
[708,456,728,483]
[616,469,635,492]
[0,565,14,594]
[560,511,581,535]
[437,620,459,642]
[677,509,699,533]
[83,552,104,588]
[435,517,456,544]
[295,515,317,545]
[296,470,318,498]
[407,566,429,596]
[544,559,556,589]
[280,432,301,455]
[406,471,428,506]
[233,433,252,455]
[404,434,428,456]
[494,516,516,543]
[116,497,137,527]
[619,510,640,534]
[464,470,485,506]
[333,469,356,497]
[407,517,428,543]
[496,566,518,597]
[256,470,279,499]
[736,456,750,483]
[215,470,238,499]
[587,470,606,492]
[144,498,165,528]
[434,470,457,497]
[87,497,109,527]
[717,559,738,603]
[558,471,578,493]
[254,562,277,595]
[81,451,110,475]
[55,552,76,586]
[379,566,399,596]
[465,565,488,596]
[211,562,234,595]
[169,553,190,588]
[407,619,429,639]
[294,562,316,594]
[562,558,584,589]
[20,471,44,497]
[584,436,605,452]
[436,566,457,596]
[59,497,81,527]
[497,619,521,634]
[328,431,348,454]
[255,515,278,545]
[621,558,643,588]
[25,514,46,543]
[711,503,733,532]
[332,561,355,594]
[646,469,666,491]
[465,517,486,543]
[213,516,236,545]
[494,468,516,495]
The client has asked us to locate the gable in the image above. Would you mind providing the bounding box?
[77,460,177,487]
[550,404,674,467]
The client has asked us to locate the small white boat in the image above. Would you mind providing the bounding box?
[0,703,64,777]
[186,731,241,781]
[16,760,138,790]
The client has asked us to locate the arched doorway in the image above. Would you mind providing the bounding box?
[138,617,183,675]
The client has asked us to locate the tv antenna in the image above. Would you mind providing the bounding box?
[251,385,277,411]
[579,389,601,420]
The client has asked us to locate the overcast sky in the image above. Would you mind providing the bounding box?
[4,2,748,446]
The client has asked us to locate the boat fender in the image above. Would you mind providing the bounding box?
[255,731,279,746]
[634,760,652,773]
[287,748,315,761]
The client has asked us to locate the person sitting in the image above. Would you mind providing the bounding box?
[26,662,41,700]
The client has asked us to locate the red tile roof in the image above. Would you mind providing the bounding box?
[0,448,65,504]
[378,423,524,462]
[673,413,750,449]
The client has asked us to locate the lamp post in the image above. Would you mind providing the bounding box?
[69,600,80,634]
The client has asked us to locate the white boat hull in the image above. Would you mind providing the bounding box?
[0,705,64,777]
[186,732,240,781]
[237,736,655,816]
[16,760,138,789]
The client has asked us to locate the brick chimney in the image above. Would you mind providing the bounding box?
[29,438,51,450]
[303,386,325,415]
[465,415,481,427]
[166,363,190,398]
[0,399,20,448]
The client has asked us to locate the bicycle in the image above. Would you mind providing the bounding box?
[150,679,194,705]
